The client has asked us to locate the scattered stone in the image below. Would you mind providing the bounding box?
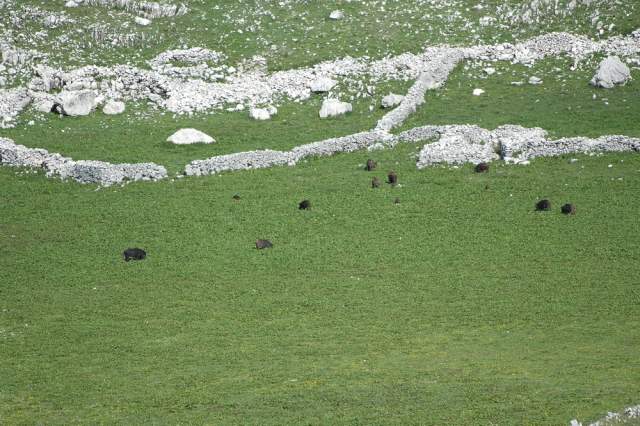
[103,100,125,115]
[167,128,215,145]
[249,107,273,120]
[528,76,543,85]
[479,16,495,26]
[394,197,401,204]
[473,88,485,96]
[59,90,97,116]
[329,10,344,20]
[255,239,273,249]
[365,159,377,171]
[561,203,576,215]
[134,17,151,26]
[123,248,146,262]
[319,98,352,118]
[590,56,631,88]
[232,194,241,201]
[298,199,311,210]
[372,176,381,188]
[388,171,398,186]
[65,0,78,7]
[310,77,337,93]
[483,67,496,75]
[381,93,404,108]
[474,162,489,173]
[536,199,552,211]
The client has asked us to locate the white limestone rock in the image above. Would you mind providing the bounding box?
[59,90,96,116]
[381,93,404,108]
[329,10,344,20]
[65,0,78,7]
[135,17,151,26]
[528,76,543,85]
[310,77,337,93]
[473,88,485,96]
[167,128,215,145]
[34,99,54,113]
[249,107,271,120]
[103,100,125,115]
[319,99,352,118]
[590,56,631,88]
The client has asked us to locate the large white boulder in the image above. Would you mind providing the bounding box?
[319,99,352,118]
[310,77,337,93]
[167,128,215,145]
[59,90,96,116]
[103,100,125,115]
[381,93,404,108]
[590,56,631,88]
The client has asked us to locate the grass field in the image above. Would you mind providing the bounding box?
[2,0,640,424]
[1,145,639,424]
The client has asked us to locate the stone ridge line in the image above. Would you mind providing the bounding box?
[1,30,639,185]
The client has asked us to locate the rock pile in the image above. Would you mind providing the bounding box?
[416,128,499,168]
[184,131,389,177]
[571,404,640,426]
[410,125,640,168]
[0,88,31,128]
[0,137,167,185]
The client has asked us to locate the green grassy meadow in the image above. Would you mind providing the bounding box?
[1,144,639,424]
